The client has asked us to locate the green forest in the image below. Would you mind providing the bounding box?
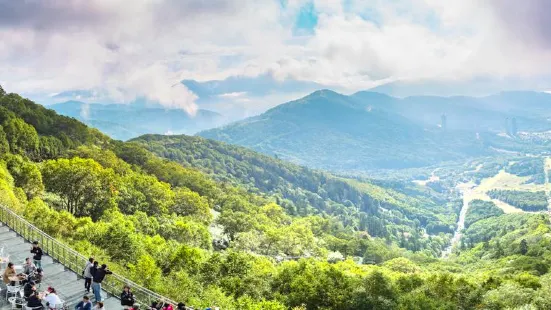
[464,200,504,228]
[487,190,548,212]
[505,158,545,184]
[3,86,551,309]
[131,134,458,247]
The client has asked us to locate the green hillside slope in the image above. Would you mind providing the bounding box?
[133,134,458,245]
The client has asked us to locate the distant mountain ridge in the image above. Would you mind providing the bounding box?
[181,73,325,100]
[368,77,551,97]
[49,100,225,141]
[200,89,551,171]
[352,90,551,131]
[200,90,490,170]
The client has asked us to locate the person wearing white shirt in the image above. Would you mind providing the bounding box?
[44,287,62,310]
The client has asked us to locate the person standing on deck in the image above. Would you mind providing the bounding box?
[92,264,112,302]
[31,241,43,268]
[83,257,94,293]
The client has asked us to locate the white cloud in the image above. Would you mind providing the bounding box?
[80,103,91,120]
[1,0,551,111]
[218,92,248,98]
[0,0,287,112]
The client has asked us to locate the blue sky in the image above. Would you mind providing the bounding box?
[294,2,318,34]
[2,0,551,115]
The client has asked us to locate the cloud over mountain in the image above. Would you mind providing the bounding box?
[2,0,551,108]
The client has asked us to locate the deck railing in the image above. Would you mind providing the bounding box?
[0,205,178,308]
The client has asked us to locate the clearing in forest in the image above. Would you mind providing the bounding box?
[463,167,547,214]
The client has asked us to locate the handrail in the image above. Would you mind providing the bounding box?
[0,205,178,308]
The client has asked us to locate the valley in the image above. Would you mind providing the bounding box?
[6,1,551,309]
[3,86,551,309]
[418,155,551,261]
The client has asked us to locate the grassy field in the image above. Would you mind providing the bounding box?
[462,164,549,214]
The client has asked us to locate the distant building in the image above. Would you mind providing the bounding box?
[441,114,447,130]
[511,117,517,136]
[505,117,510,135]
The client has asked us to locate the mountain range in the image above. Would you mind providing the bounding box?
[200,90,551,171]
[49,100,226,141]
[352,91,551,132]
[47,88,551,171]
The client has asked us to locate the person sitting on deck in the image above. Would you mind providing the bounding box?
[121,285,135,309]
[3,262,24,285]
[33,267,44,284]
[44,287,62,310]
[27,291,44,310]
[93,302,104,310]
[75,296,92,310]
[150,301,165,310]
[23,257,37,275]
[23,280,37,300]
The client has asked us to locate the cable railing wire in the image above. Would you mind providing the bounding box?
[0,205,179,308]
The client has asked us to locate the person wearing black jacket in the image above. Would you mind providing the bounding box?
[91,264,112,302]
[27,291,44,310]
[121,285,135,309]
[23,280,36,300]
[31,241,43,268]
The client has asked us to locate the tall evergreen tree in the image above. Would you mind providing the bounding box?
[520,239,528,255]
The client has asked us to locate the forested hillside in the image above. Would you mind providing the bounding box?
[487,190,548,211]
[505,157,546,184]
[200,89,551,172]
[4,85,551,309]
[132,134,458,246]
[464,200,504,228]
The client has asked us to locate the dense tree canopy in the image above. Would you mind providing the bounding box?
[487,189,548,211]
[41,157,117,218]
[465,200,504,228]
[133,134,457,255]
